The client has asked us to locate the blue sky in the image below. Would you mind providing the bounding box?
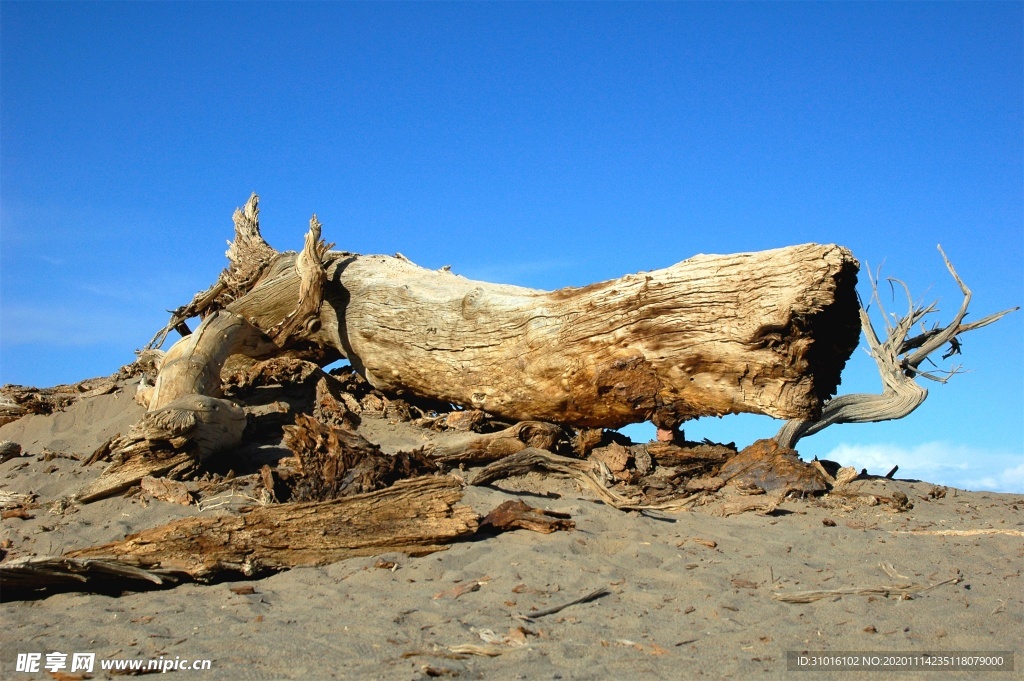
[2,2,1021,491]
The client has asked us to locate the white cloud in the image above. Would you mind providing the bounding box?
[822,441,1024,493]
[960,462,1024,495]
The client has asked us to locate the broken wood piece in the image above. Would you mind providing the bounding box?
[3,476,478,599]
[442,409,487,432]
[282,414,437,501]
[718,439,829,495]
[446,645,503,658]
[833,466,860,487]
[140,476,193,506]
[710,492,784,517]
[892,528,1024,537]
[313,375,361,429]
[469,447,640,508]
[267,214,333,345]
[76,452,196,504]
[480,500,575,534]
[428,421,564,465]
[0,440,24,463]
[590,442,631,479]
[471,447,700,512]
[0,374,123,427]
[0,490,37,511]
[0,557,181,600]
[433,576,491,600]
[772,571,963,604]
[641,441,736,468]
[683,476,725,493]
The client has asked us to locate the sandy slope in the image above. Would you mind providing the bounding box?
[1,385,1021,680]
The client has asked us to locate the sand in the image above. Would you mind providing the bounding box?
[1,382,1021,680]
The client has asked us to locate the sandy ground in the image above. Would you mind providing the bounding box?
[1,383,1022,680]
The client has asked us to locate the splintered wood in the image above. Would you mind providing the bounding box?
[2,476,478,597]
[146,195,861,432]
[282,414,437,501]
[72,476,477,575]
[480,500,575,534]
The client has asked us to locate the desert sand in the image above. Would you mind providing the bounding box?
[1,376,1021,680]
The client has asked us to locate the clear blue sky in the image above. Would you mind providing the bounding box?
[2,2,1021,491]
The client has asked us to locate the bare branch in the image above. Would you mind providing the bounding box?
[776,245,1018,449]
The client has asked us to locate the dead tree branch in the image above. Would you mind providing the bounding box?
[776,246,1018,448]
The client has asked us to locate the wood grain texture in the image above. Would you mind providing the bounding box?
[148,197,860,430]
[67,476,478,579]
[322,243,859,428]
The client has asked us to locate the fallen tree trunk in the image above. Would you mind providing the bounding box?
[150,195,861,434]
[6,476,476,597]
[327,244,860,429]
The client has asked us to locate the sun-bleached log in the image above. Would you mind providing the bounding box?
[145,195,861,433]
[323,243,860,429]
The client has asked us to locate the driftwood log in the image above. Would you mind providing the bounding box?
[3,476,477,599]
[140,195,858,449]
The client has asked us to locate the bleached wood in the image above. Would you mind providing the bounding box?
[320,243,859,428]
[69,476,478,579]
[147,196,861,431]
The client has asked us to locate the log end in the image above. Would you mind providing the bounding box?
[791,245,861,411]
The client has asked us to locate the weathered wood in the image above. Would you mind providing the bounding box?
[67,476,477,581]
[3,476,478,599]
[776,246,1018,448]
[149,311,276,411]
[148,196,861,432]
[266,215,332,345]
[718,439,829,494]
[427,421,565,464]
[282,413,437,500]
[0,440,24,463]
[480,500,575,534]
[470,447,643,508]
[76,452,195,504]
[0,557,182,600]
[322,243,860,429]
[76,394,249,503]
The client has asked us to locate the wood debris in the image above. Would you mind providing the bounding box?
[480,500,574,534]
[140,476,193,506]
[718,439,829,495]
[2,476,478,599]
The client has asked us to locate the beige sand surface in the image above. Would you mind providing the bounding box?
[1,385,1021,680]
